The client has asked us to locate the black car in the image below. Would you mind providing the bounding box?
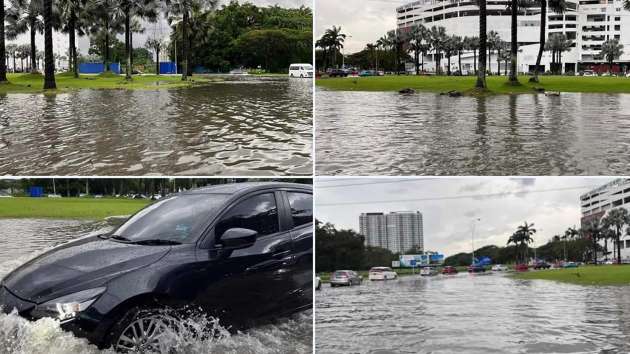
[534,261,551,269]
[0,182,312,351]
[329,69,349,78]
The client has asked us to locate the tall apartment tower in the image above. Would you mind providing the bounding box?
[360,211,424,254]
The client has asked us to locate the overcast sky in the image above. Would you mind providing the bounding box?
[315,177,615,257]
[316,0,407,53]
[4,0,311,63]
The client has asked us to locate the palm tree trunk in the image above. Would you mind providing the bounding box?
[473,49,477,75]
[447,55,451,75]
[155,47,160,75]
[43,0,55,89]
[476,0,487,89]
[531,0,546,82]
[0,0,6,82]
[125,6,132,80]
[497,50,500,75]
[104,17,110,72]
[458,51,462,73]
[30,24,37,74]
[509,0,518,83]
[421,52,424,73]
[69,12,78,78]
[415,50,420,75]
[181,10,189,80]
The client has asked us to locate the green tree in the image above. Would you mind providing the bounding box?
[545,33,572,74]
[507,221,536,263]
[486,30,501,75]
[5,0,43,73]
[0,0,7,81]
[429,25,447,75]
[582,218,604,264]
[464,36,479,75]
[43,0,55,88]
[6,44,18,72]
[531,0,566,82]
[145,37,163,75]
[408,25,431,75]
[600,39,624,73]
[322,25,346,69]
[602,208,630,264]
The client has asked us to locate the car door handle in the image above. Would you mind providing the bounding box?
[272,250,291,259]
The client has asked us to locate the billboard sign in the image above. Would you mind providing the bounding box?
[399,253,444,267]
[391,261,400,268]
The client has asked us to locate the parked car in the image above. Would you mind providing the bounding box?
[420,267,438,276]
[289,63,314,78]
[491,264,509,272]
[0,182,313,351]
[534,261,551,269]
[368,267,398,280]
[468,265,486,273]
[359,70,375,77]
[563,262,579,268]
[329,69,349,78]
[315,276,321,291]
[330,270,362,287]
[442,266,458,275]
[514,264,529,272]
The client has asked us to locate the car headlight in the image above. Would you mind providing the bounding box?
[31,287,106,323]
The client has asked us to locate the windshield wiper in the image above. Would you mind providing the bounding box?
[110,235,132,242]
[130,239,182,246]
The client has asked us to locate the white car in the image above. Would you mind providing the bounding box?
[289,63,314,78]
[420,267,438,276]
[368,267,398,281]
[315,276,321,290]
[492,264,509,271]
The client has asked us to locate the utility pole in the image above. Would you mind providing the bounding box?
[471,218,480,265]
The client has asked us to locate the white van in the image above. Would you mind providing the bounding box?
[289,63,314,78]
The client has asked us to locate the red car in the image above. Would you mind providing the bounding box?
[442,266,458,274]
[515,264,529,272]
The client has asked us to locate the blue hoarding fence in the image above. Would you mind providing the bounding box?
[159,62,177,74]
[29,186,44,197]
[79,62,121,74]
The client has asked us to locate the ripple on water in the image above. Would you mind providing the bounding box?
[315,273,630,354]
[0,219,313,354]
[315,90,630,176]
[0,78,312,176]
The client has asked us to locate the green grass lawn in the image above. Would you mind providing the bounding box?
[316,75,630,95]
[0,197,150,220]
[512,265,630,286]
[0,72,220,94]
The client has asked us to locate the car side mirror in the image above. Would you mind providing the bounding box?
[219,228,258,249]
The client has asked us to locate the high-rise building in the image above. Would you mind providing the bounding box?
[396,0,630,74]
[359,211,424,254]
[580,178,630,262]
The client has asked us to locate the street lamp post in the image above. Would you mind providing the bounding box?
[471,218,480,265]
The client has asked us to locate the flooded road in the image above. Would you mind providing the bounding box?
[316,90,630,175]
[0,219,312,354]
[316,272,630,354]
[0,77,312,176]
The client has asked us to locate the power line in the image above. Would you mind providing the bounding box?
[316,178,440,189]
[317,185,599,206]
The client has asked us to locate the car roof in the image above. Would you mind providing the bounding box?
[180,182,311,196]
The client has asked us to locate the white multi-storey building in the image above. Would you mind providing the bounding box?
[359,211,424,254]
[396,0,630,74]
[580,178,630,263]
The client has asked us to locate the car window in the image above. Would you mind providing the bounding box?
[287,192,312,227]
[215,193,279,239]
[113,194,229,243]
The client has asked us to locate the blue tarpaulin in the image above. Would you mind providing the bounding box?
[159,62,177,74]
[79,62,121,74]
[29,186,43,197]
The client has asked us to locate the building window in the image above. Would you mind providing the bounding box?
[626,240,630,248]
[615,16,621,21]
[615,25,621,30]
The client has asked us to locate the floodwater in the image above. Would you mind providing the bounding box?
[316,89,630,175]
[0,219,312,354]
[315,272,630,353]
[0,77,312,176]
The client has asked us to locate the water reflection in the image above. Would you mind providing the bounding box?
[316,273,630,353]
[316,89,630,175]
[0,78,312,175]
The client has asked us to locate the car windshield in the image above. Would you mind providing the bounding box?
[112,193,229,244]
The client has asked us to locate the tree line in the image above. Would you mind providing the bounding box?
[446,214,630,266]
[317,0,630,90]
[0,178,311,197]
[0,0,312,89]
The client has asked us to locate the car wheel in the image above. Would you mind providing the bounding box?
[300,74,304,78]
[110,307,182,353]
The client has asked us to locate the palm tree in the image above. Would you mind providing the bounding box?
[165,0,218,80]
[452,35,463,73]
[387,29,405,74]
[582,218,604,264]
[600,39,624,74]
[145,36,163,75]
[545,33,572,74]
[366,43,376,70]
[315,35,331,71]
[465,36,479,75]
[475,0,487,88]
[495,39,506,75]
[563,226,579,261]
[443,36,456,75]
[322,25,346,69]
[507,0,519,84]
[58,0,89,77]
[408,24,430,75]
[116,0,158,80]
[486,31,501,75]
[0,0,7,82]
[6,44,18,72]
[530,0,567,82]
[42,0,54,88]
[429,25,447,75]
[376,35,388,71]
[17,43,30,71]
[5,0,44,74]
[602,208,630,264]
[86,0,124,73]
[508,222,536,263]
